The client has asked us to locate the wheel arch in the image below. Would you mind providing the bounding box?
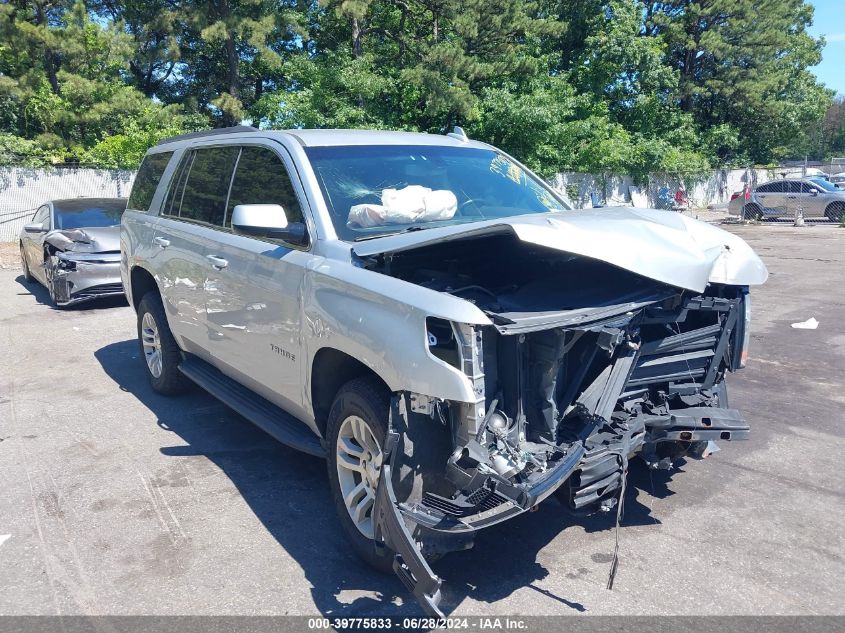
[129,265,159,312]
[310,347,390,439]
[825,200,845,219]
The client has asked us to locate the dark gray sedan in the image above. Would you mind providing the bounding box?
[19,198,127,306]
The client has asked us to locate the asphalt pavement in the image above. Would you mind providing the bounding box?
[0,224,843,616]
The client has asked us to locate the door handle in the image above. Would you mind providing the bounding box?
[787,196,797,199]
[206,255,229,270]
[153,236,170,248]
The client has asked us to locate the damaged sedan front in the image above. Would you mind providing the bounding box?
[20,198,127,306]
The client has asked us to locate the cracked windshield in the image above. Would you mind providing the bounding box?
[304,145,569,241]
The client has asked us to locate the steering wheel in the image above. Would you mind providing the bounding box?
[457,198,483,217]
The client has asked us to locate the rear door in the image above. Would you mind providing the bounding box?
[202,142,312,419]
[785,180,806,219]
[755,181,788,217]
[152,145,240,354]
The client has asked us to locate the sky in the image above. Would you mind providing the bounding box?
[808,0,845,96]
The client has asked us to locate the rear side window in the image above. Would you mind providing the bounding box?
[179,147,240,226]
[226,146,304,225]
[162,152,193,217]
[128,152,173,212]
[760,181,784,193]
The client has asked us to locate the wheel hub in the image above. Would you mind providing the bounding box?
[141,312,163,378]
[335,415,383,540]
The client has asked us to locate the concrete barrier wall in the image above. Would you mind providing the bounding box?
[0,167,135,242]
[550,168,780,209]
[0,164,810,242]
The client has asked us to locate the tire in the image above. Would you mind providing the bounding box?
[326,381,452,570]
[136,291,190,395]
[825,202,845,223]
[43,252,63,307]
[20,244,33,283]
[326,376,395,573]
[743,203,763,220]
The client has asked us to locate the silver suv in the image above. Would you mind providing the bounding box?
[121,127,767,615]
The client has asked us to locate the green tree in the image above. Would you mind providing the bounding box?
[650,0,833,163]
[256,0,561,132]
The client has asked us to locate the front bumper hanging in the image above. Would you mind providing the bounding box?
[373,429,445,618]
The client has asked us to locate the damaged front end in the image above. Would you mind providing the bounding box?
[366,229,759,614]
[43,228,124,306]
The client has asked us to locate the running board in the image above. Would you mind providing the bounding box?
[178,355,325,458]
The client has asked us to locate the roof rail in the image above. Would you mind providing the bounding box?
[156,125,259,147]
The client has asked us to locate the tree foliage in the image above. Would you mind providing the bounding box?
[0,0,840,173]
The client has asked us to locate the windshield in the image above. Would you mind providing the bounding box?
[810,178,839,192]
[54,200,126,230]
[304,145,569,241]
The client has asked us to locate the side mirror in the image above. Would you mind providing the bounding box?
[23,222,46,234]
[809,189,818,196]
[230,204,307,245]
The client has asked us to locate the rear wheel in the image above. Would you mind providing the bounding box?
[825,202,845,223]
[20,244,33,283]
[137,291,190,395]
[743,203,763,220]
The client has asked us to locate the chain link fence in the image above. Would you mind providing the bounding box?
[0,166,135,242]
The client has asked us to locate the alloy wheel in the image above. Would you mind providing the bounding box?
[141,312,163,378]
[335,414,384,539]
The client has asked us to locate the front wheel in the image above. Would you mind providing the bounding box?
[136,291,190,395]
[326,377,395,573]
[825,202,844,223]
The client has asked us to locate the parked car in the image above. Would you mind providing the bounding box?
[121,127,767,616]
[728,177,845,221]
[19,197,127,306]
[829,172,845,187]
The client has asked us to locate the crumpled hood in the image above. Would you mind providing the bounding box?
[45,226,121,253]
[352,207,768,293]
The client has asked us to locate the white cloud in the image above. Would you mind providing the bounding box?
[824,32,845,42]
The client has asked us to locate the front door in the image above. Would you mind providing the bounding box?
[203,143,311,420]
[801,182,830,218]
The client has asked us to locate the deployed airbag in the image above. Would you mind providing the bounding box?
[348,185,457,227]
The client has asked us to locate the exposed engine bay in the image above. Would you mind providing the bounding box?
[364,233,751,531]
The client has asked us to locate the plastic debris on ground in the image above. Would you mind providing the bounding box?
[790,317,819,330]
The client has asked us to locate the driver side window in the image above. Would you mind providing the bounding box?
[225,146,304,226]
[33,205,50,229]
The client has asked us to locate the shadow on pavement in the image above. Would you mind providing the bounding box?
[94,338,685,616]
